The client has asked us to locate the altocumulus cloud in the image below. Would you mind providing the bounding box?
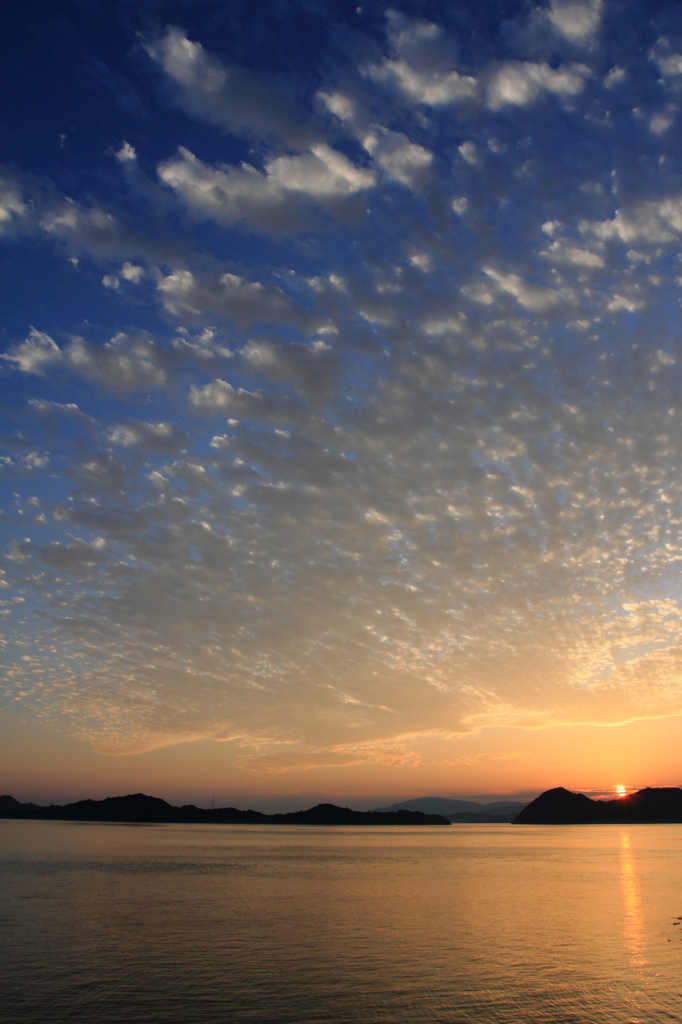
[3,1,682,764]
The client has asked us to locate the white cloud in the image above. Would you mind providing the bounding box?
[0,176,28,232]
[650,112,674,135]
[657,54,682,76]
[28,399,95,427]
[159,148,294,231]
[541,241,605,268]
[607,294,644,313]
[209,434,232,451]
[362,127,431,188]
[120,262,145,283]
[146,28,316,147]
[365,15,589,113]
[158,145,374,233]
[483,268,566,311]
[2,329,62,373]
[3,330,171,391]
[189,379,262,416]
[0,168,174,263]
[116,141,137,163]
[318,91,358,125]
[458,141,480,166]
[422,314,466,336]
[103,262,146,289]
[650,41,682,77]
[487,62,589,109]
[40,200,118,248]
[605,66,626,88]
[363,12,476,105]
[107,421,186,451]
[368,58,477,105]
[547,0,603,43]
[583,196,682,244]
[268,144,375,196]
[409,253,432,272]
[157,269,323,331]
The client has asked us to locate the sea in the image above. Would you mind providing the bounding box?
[1,820,681,1024]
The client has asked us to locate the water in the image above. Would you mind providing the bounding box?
[1,821,681,1023]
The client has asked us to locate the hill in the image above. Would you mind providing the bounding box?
[0,794,449,826]
[514,787,682,824]
[372,796,529,822]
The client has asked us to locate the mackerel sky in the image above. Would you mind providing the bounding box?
[3,0,682,792]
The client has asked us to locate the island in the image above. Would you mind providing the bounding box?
[513,786,682,824]
[0,793,450,826]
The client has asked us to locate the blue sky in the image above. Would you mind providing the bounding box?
[3,0,682,800]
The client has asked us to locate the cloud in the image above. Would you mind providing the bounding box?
[188,378,263,417]
[6,2,682,766]
[116,141,137,163]
[547,0,603,44]
[606,294,643,313]
[102,262,146,290]
[3,329,171,392]
[362,127,431,188]
[582,195,682,244]
[147,28,317,147]
[10,536,108,572]
[157,269,325,331]
[269,145,375,197]
[0,174,29,234]
[238,738,423,773]
[28,399,96,428]
[541,241,605,268]
[158,145,375,234]
[0,167,182,264]
[39,199,124,254]
[2,330,62,374]
[364,12,477,105]
[482,268,569,311]
[107,421,187,451]
[486,62,589,110]
[362,13,588,112]
[655,53,682,77]
[368,57,477,106]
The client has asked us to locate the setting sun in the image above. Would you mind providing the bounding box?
[616,786,627,798]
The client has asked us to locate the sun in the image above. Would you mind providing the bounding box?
[615,785,627,798]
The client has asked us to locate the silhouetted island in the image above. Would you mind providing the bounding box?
[0,793,450,826]
[513,786,682,824]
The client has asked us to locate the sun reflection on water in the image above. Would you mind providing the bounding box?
[619,831,646,968]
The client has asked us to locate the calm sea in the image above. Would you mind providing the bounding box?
[1,820,681,1023]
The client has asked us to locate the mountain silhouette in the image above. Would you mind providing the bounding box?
[372,797,529,821]
[0,793,450,826]
[514,786,682,824]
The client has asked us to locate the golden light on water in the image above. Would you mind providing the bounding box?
[619,832,646,968]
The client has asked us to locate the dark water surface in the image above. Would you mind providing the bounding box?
[2,821,681,1023]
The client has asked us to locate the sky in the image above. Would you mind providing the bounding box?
[2,0,682,811]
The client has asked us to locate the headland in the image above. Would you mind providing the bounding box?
[514,786,682,824]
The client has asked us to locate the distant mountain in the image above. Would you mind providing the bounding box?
[261,804,450,826]
[0,794,450,826]
[514,786,682,824]
[372,797,530,822]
